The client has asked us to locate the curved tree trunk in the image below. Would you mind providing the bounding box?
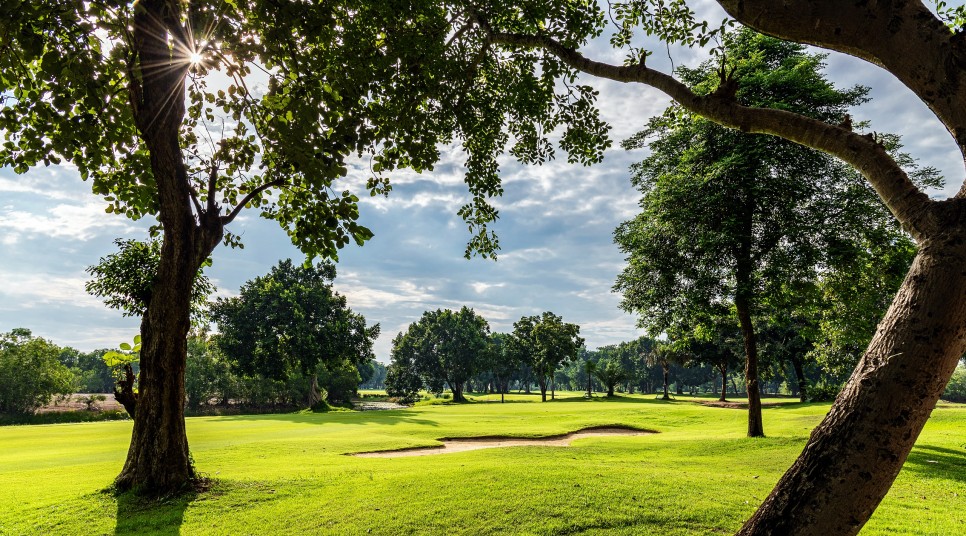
[738,236,966,535]
[308,374,322,407]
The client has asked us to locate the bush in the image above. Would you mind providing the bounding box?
[806,380,844,402]
[0,329,75,415]
[943,366,966,402]
[318,358,362,403]
[80,394,106,411]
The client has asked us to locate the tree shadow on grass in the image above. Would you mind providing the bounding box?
[113,487,201,536]
[207,409,440,427]
[903,443,966,483]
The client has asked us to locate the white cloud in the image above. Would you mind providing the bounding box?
[0,201,136,243]
[0,272,104,310]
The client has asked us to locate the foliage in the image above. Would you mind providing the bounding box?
[185,333,233,409]
[211,259,378,406]
[942,366,966,403]
[809,233,917,379]
[318,358,362,404]
[0,329,75,415]
[387,307,491,402]
[85,239,214,322]
[506,312,583,401]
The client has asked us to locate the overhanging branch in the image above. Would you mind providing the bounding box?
[474,21,937,238]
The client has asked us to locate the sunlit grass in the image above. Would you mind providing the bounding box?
[1,395,963,535]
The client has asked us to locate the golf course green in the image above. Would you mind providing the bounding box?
[1,394,963,535]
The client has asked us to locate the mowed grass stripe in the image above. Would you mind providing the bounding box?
[0,394,963,535]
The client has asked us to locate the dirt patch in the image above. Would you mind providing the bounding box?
[697,400,788,409]
[351,426,654,458]
[352,401,408,411]
[38,393,122,413]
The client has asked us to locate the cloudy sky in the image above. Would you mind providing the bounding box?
[2,5,963,361]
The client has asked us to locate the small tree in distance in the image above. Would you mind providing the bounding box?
[507,312,584,402]
[387,307,490,403]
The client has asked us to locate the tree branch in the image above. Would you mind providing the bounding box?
[715,0,966,168]
[220,180,283,225]
[206,163,219,215]
[476,23,938,239]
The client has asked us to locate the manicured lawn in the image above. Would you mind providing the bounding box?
[1,394,964,535]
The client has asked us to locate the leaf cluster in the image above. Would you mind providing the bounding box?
[210,259,378,381]
[84,238,214,322]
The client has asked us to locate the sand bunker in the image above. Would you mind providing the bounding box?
[351,426,654,458]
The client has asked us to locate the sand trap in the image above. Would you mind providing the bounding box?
[351,426,654,458]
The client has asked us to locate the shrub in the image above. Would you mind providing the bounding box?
[0,329,75,415]
[943,366,966,403]
[806,380,844,402]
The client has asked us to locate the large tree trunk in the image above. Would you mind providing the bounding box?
[538,377,547,402]
[738,237,966,535]
[450,380,466,402]
[115,0,224,494]
[115,249,196,493]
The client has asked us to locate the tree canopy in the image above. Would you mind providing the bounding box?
[386,306,490,403]
[507,312,583,402]
[613,28,935,436]
[211,259,378,407]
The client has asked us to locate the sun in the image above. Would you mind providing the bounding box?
[189,52,204,66]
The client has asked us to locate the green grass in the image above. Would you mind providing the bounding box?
[1,394,964,535]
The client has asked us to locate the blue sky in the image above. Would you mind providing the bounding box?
[1,9,963,362]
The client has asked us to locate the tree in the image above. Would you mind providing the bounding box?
[613,29,932,437]
[507,312,583,402]
[0,0,482,493]
[487,332,517,403]
[387,307,490,402]
[593,358,627,397]
[86,239,214,326]
[409,0,966,531]
[582,358,597,398]
[385,332,424,403]
[211,260,378,408]
[646,342,678,400]
[0,329,75,415]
